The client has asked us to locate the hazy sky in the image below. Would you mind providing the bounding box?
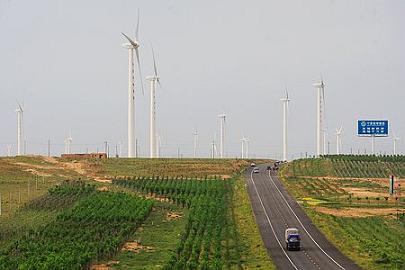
[0,0,404,158]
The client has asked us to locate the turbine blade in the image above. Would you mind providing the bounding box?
[135,9,140,40]
[135,47,144,95]
[151,45,161,87]
[151,45,158,77]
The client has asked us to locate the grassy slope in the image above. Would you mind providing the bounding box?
[111,202,188,270]
[280,158,405,270]
[0,156,85,217]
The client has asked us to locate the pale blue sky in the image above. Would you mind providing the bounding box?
[0,0,404,158]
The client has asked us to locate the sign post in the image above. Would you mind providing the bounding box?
[389,175,395,195]
[357,120,389,154]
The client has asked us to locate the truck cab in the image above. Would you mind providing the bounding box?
[285,228,301,251]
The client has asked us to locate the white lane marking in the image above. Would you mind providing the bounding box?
[249,170,299,270]
[267,171,346,270]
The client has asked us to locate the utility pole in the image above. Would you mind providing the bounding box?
[48,138,51,157]
[193,130,198,158]
[135,139,138,158]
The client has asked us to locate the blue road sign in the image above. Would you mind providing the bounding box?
[357,120,389,137]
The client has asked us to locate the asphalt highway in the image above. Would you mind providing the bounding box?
[245,164,362,270]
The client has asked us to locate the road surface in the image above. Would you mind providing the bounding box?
[245,164,362,270]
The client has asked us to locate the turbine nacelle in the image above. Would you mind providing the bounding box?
[146,75,159,81]
[313,80,325,88]
[121,33,140,49]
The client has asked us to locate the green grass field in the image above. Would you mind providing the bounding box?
[0,156,273,269]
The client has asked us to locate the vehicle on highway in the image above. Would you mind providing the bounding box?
[285,228,301,251]
[253,167,260,173]
[250,162,256,167]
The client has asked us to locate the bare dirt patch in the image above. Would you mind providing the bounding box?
[145,193,170,202]
[23,168,51,177]
[314,206,403,217]
[97,186,109,192]
[342,187,387,198]
[121,241,154,253]
[167,212,182,220]
[90,261,119,270]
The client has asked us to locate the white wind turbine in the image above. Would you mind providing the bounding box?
[122,13,144,158]
[211,133,218,159]
[241,136,249,159]
[193,130,198,158]
[313,79,325,157]
[64,131,73,154]
[218,113,226,158]
[281,89,290,161]
[336,126,343,155]
[16,103,24,156]
[146,46,161,158]
[393,133,400,155]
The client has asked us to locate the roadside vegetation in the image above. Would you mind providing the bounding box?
[280,155,405,270]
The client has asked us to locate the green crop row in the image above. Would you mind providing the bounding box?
[0,190,153,269]
[113,177,242,269]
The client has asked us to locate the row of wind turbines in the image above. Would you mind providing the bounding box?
[7,15,400,160]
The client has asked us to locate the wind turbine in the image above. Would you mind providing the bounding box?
[146,46,160,158]
[313,79,325,157]
[64,131,73,154]
[335,127,342,155]
[193,130,198,158]
[241,136,249,159]
[218,113,226,158]
[16,103,24,156]
[211,133,218,159]
[122,12,144,158]
[393,133,400,155]
[245,138,249,158]
[281,89,290,161]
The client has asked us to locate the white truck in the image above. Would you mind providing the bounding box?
[285,228,301,251]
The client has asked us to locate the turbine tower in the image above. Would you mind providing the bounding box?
[122,13,144,158]
[335,127,342,155]
[193,130,198,158]
[241,136,249,159]
[16,103,24,156]
[281,89,290,161]
[218,113,226,158]
[313,79,325,157]
[64,131,73,154]
[245,138,249,158]
[146,46,160,158]
[393,133,400,155]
